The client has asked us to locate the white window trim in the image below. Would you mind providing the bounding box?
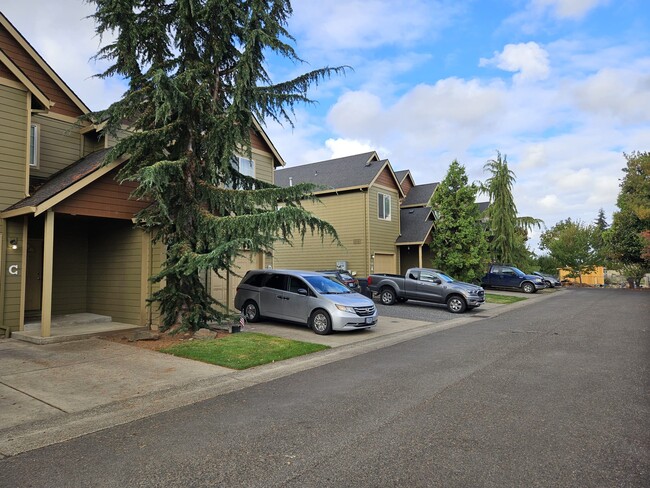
[29,123,40,168]
[378,192,391,221]
[234,155,255,178]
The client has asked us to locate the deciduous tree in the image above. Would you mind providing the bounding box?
[540,219,599,283]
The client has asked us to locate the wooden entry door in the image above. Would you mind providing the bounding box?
[25,239,43,311]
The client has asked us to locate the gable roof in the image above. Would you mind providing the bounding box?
[0,12,89,116]
[0,149,128,218]
[394,169,415,186]
[396,207,434,245]
[400,182,438,208]
[275,151,391,192]
[477,201,489,214]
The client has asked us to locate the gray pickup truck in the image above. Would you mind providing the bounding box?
[367,268,485,313]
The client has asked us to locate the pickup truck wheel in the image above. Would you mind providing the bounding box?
[446,295,467,313]
[310,309,332,335]
[380,287,397,305]
[522,281,536,294]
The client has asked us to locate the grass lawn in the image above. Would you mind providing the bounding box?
[159,332,330,370]
[485,293,528,304]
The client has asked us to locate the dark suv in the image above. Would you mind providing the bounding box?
[317,270,360,291]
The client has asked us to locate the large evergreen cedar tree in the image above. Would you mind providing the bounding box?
[86,0,346,331]
[428,160,488,283]
[481,152,542,268]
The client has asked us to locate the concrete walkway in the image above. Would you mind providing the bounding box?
[0,289,560,458]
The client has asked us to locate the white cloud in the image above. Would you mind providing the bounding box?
[480,42,550,83]
[532,0,609,19]
[574,68,650,123]
[324,138,387,159]
[290,0,460,53]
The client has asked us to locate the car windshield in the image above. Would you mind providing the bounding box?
[437,272,455,283]
[305,275,351,294]
[511,267,526,277]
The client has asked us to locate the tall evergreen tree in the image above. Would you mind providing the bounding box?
[592,208,608,262]
[429,160,488,283]
[86,0,346,331]
[481,152,542,267]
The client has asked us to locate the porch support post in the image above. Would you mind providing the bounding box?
[418,245,423,268]
[41,210,54,338]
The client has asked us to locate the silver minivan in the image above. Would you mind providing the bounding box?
[234,269,378,335]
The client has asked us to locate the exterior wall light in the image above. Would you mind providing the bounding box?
[9,239,18,250]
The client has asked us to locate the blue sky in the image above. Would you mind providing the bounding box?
[4,0,649,252]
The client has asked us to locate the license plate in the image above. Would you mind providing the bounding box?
[365,317,374,324]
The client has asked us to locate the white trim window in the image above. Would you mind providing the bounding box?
[229,156,255,189]
[29,123,39,167]
[378,192,391,221]
[232,156,254,177]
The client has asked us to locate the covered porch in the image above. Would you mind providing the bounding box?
[397,207,435,273]
[1,150,157,342]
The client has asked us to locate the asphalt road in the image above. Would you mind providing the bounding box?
[1,289,648,487]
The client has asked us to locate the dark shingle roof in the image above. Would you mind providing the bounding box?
[400,182,438,208]
[275,152,386,190]
[394,170,411,184]
[477,201,489,214]
[3,149,110,212]
[397,207,434,244]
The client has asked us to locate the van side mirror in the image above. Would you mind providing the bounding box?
[297,288,308,296]
[433,278,442,284]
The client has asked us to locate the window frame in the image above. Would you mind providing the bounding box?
[29,123,40,168]
[378,192,391,221]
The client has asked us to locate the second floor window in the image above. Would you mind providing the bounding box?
[378,192,391,220]
[29,123,39,167]
[232,156,254,177]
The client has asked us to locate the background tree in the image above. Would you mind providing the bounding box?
[87,0,346,331]
[592,208,608,261]
[533,254,561,275]
[539,219,599,283]
[606,151,650,285]
[481,152,543,267]
[428,160,489,282]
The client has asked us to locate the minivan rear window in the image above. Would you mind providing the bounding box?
[243,273,266,287]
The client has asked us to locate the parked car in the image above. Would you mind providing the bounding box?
[481,264,546,293]
[367,268,485,313]
[235,269,377,335]
[532,271,562,288]
[317,269,360,291]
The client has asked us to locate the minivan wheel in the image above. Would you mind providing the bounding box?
[380,287,396,305]
[446,295,467,313]
[522,282,536,294]
[243,300,260,322]
[310,309,332,335]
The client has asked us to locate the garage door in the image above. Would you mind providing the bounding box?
[374,253,396,274]
[211,252,263,311]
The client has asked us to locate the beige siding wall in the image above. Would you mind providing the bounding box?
[2,219,24,329]
[87,220,142,325]
[274,192,369,276]
[83,133,104,156]
[52,219,87,315]
[254,150,274,184]
[369,185,400,274]
[0,84,27,208]
[30,114,82,179]
[148,239,165,329]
